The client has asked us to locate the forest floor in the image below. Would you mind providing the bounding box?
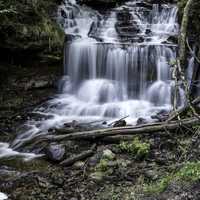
[0,63,200,200]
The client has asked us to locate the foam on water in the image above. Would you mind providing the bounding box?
[0,192,8,200]
[0,142,42,160]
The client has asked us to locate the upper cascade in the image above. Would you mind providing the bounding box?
[57,0,179,44]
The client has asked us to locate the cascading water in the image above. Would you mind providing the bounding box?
[55,0,181,123]
[0,0,186,157]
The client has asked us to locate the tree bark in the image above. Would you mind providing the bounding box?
[179,0,194,68]
[44,117,199,142]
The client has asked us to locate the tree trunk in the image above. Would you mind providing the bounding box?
[179,0,194,69]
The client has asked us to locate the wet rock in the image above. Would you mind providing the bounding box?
[151,109,169,122]
[136,118,148,125]
[78,0,124,8]
[102,149,116,160]
[88,153,102,167]
[73,161,85,169]
[144,170,159,181]
[113,120,126,127]
[45,144,65,162]
[117,158,131,168]
[25,76,56,90]
[89,171,104,182]
[167,35,178,44]
[37,176,51,188]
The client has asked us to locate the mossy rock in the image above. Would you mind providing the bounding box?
[0,0,64,58]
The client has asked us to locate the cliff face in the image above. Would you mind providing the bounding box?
[0,1,64,133]
[0,0,64,63]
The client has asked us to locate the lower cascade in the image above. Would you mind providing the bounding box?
[6,0,186,155]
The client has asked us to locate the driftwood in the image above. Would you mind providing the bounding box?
[60,144,96,166]
[43,117,200,142]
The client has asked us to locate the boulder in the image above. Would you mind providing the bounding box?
[102,149,116,160]
[113,120,126,127]
[45,144,65,162]
[136,118,148,125]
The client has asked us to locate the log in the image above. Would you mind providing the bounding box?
[44,117,200,142]
[60,144,96,166]
[101,132,169,143]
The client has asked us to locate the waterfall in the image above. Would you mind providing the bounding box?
[6,0,186,156]
[55,0,181,123]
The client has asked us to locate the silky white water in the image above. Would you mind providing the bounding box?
[0,0,186,156]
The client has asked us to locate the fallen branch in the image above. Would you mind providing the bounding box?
[60,144,96,166]
[44,117,200,142]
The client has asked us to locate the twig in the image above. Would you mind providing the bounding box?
[60,144,96,166]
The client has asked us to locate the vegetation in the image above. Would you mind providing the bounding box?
[0,0,64,58]
[118,137,150,159]
[144,161,200,194]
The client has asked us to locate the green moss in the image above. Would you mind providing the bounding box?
[96,159,109,172]
[144,175,172,194]
[118,137,150,159]
[0,0,64,55]
[144,161,200,194]
[176,161,200,181]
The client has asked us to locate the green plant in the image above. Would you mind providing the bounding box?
[176,161,200,181]
[144,161,200,194]
[118,137,150,159]
[144,175,172,194]
[95,159,109,172]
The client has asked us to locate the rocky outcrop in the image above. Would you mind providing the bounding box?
[0,0,64,63]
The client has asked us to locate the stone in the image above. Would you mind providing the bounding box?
[136,118,148,125]
[144,170,159,180]
[113,120,126,127]
[73,161,85,169]
[88,153,102,167]
[45,144,65,162]
[102,149,116,160]
[89,171,104,182]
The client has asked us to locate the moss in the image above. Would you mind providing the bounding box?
[0,0,64,57]
[96,159,109,172]
[144,161,200,194]
[176,161,200,181]
[118,137,150,159]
